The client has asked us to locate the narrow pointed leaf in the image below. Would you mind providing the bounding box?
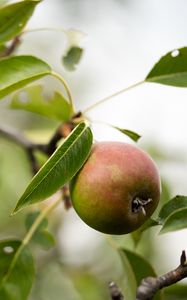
[159,195,187,224]
[160,207,187,234]
[0,55,51,99]
[0,0,40,44]
[13,122,93,213]
[11,84,72,121]
[0,240,35,300]
[146,47,187,87]
[114,126,141,142]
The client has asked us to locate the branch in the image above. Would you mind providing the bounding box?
[109,282,124,300]
[0,126,40,174]
[136,250,187,300]
[0,120,76,174]
[0,36,21,58]
[44,121,75,156]
[0,126,33,148]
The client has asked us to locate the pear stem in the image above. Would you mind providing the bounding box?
[51,71,75,113]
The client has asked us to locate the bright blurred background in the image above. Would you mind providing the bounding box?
[0,0,187,299]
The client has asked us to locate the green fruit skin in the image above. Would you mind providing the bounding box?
[70,142,161,235]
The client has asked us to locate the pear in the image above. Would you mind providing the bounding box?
[70,142,161,234]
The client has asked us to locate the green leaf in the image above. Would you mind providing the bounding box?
[113,127,141,142]
[13,122,93,213]
[0,0,40,44]
[11,84,73,121]
[0,240,35,300]
[118,249,137,300]
[164,284,187,300]
[25,211,55,250]
[25,211,48,232]
[146,47,187,87]
[158,195,187,224]
[0,43,6,54]
[63,46,83,71]
[160,207,187,234]
[122,249,157,284]
[0,55,51,99]
[121,249,162,300]
[33,230,55,250]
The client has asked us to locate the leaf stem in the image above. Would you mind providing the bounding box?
[0,196,62,288]
[83,80,144,114]
[23,27,67,35]
[51,71,75,113]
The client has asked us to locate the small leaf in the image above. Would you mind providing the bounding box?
[121,249,162,300]
[158,195,187,224]
[33,231,55,250]
[121,249,157,284]
[25,211,48,232]
[0,240,35,300]
[0,0,40,44]
[146,47,187,87]
[25,211,55,250]
[13,122,93,213]
[0,55,51,99]
[63,46,83,71]
[114,127,141,142]
[62,28,85,71]
[160,207,187,234]
[11,84,73,121]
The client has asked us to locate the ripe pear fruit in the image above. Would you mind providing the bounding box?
[70,142,161,234]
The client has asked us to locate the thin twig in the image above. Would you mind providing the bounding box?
[0,121,75,174]
[27,149,39,174]
[44,121,75,155]
[136,250,187,300]
[62,184,72,210]
[0,36,21,58]
[51,71,75,113]
[0,126,33,148]
[0,126,40,175]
